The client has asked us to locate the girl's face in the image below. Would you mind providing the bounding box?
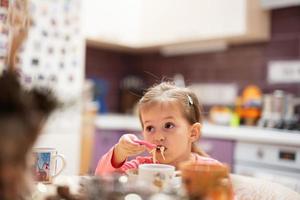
[140,101,200,167]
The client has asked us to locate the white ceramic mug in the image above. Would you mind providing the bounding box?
[32,148,66,183]
[138,164,175,190]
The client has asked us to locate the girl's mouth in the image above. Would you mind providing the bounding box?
[156,145,167,160]
[149,145,167,162]
[156,145,167,152]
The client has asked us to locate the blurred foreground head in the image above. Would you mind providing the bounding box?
[0,72,59,200]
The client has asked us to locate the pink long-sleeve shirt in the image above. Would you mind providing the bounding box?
[95,146,221,176]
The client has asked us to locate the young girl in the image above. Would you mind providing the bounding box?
[95,82,221,176]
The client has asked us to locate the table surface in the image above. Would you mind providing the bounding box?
[32,174,300,200]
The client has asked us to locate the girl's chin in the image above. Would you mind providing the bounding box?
[157,159,167,164]
[157,157,170,164]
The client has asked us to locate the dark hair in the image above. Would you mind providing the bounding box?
[0,72,59,200]
[138,82,208,157]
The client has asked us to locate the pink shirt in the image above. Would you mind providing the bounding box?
[95,146,221,176]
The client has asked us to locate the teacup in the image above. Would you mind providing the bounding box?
[138,164,175,190]
[32,148,66,183]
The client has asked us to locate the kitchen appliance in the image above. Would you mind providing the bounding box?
[258,90,300,130]
[234,142,300,193]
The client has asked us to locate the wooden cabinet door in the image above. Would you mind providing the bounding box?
[91,130,124,172]
[199,138,235,171]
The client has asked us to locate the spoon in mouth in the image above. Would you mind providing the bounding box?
[133,140,166,161]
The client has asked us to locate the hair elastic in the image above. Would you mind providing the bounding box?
[187,95,193,106]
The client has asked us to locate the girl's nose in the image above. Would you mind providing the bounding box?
[154,131,165,142]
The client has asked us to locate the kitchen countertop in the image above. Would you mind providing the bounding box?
[95,114,300,147]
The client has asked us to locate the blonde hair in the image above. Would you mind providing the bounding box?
[138,82,208,157]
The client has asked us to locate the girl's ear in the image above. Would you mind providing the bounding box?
[190,122,202,142]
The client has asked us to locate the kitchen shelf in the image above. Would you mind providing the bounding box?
[95,114,300,147]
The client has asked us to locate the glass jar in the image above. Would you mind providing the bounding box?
[179,161,233,200]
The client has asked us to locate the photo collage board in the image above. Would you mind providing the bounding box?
[0,0,9,74]
[1,0,84,102]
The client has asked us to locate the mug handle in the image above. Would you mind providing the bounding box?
[52,154,66,178]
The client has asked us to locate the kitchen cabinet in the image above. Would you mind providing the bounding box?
[199,138,235,171]
[91,129,141,172]
[83,0,270,53]
[91,130,123,172]
[261,0,300,9]
[234,141,300,193]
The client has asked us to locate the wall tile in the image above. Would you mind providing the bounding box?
[271,6,300,37]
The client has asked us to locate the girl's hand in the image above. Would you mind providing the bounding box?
[112,134,146,167]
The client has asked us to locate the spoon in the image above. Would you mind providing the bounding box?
[133,139,156,149]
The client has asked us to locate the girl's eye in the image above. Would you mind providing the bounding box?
[145,126,155,133]
[164,122,175,129]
